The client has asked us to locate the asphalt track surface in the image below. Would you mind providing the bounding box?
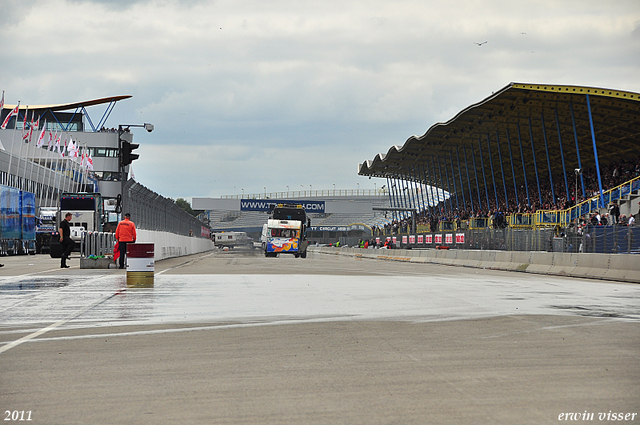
[0,249,638,424]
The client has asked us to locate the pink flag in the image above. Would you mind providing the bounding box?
[1,102,20,130]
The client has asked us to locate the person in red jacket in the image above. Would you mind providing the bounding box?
[115,213,137,269]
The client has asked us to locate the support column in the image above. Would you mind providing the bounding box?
[505,127,519,206]
[528,117,543,205]
[586,94,605,208]
[470,145,483,212]
[463,145,474,212]
[478,138,491,210]
[569,102,586,199]
[495,131,509,211]
[540,112,556,204]
[517,123,531,208]
[554,108,570,202]
[436,157,448,215]
[456,147,467,211]
[443,155,455,213]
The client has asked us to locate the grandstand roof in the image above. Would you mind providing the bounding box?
[358,82,640,195]
[2,95,132,112]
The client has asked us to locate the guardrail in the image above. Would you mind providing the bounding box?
[565,176,640,223]
[81,231,116,258]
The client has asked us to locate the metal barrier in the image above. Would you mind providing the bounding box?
[81,231,116,258]
[123,180,209,238]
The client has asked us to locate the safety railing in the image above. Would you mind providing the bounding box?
[81,231,116,258]
[565,176,640,223]
[507,213,534,228]
[438,221,456,232]
[533,210,562,228]
[468,217,490,229]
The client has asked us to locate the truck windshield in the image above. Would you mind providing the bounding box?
[270,229,297,238]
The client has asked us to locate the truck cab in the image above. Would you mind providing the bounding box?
[263,204,309,258]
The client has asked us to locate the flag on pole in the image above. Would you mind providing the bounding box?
[87,152,94,171]
[1,102,20,130]
[0,91,4,111]
[36,121,47,148]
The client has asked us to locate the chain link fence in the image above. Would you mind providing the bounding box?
[368,226,640,254]
[123,180,208,237]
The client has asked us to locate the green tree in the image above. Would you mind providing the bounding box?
[175,198,198,217]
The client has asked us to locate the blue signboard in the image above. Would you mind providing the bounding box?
[240,199,325,213]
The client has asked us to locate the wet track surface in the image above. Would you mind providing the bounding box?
[1,250,639,334]
[1,250,639,424]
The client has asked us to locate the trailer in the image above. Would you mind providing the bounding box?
[0,185,36,255]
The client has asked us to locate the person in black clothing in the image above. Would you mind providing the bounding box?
[59,212,75,268]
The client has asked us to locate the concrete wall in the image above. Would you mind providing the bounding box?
[136,229,214,262]
[312,247,640,284]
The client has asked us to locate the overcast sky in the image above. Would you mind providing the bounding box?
[1,0,639,200]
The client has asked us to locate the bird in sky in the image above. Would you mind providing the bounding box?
[474,41,488,46]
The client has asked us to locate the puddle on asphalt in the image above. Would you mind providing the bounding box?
[0,277,73,291]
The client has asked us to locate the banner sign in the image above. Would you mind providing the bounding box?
[445,233,453,244]
[402,235,408,244]
[409,235,415,244]
[417,235,423,244]
[309,224,368,232]
[456,233,465,244]
[240,199,325,212]
[435,234,442,244]
[425,234,432,244]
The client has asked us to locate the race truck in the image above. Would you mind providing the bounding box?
[0,185,36,255]
[263,204,309,258]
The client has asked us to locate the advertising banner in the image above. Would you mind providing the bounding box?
[456,233,465,244]
[445,233,453,244]
[425,234,433,244]
[435,234,442,244]
[417,235,423,244]
[240,199,325,212]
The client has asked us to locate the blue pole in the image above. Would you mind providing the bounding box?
[420,165,431,217]
[554,108,570,202]
[586,94,605,208]
[386,176,395,221]
[505,127,519,206]
[569,102,586,199]
[540,112,556,205]
[528,117,543,205]
[421,165,433,217]
[436,157,448,215]
[416,166,427,217]
[495,131,509,211]
[463,145,474,212]
[478,138,491,210]
[427,159,438,216]
[456,147,467,211]
[485,133,499,210]
[447,153,458,211]
[517,123,531,208]
[391,177,400,221]
[470,145,483,212]
[443,155,455,213]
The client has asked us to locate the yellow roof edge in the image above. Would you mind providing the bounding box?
[512,83,640,101]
